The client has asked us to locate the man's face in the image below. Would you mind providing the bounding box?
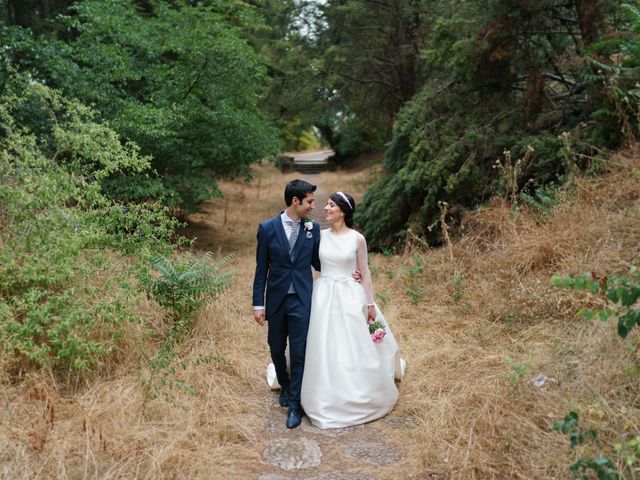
[294,192,315,218]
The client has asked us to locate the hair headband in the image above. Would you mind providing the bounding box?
[336,191,353,210]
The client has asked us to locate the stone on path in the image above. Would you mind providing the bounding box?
[382,415,418,430]
[343,442,400,466]
[306,473,376,480]
[264,401,289,433]
[263,437,322,470]
[259,472,375,480]
[300,416,363,437]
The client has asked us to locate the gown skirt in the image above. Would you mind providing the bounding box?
[299,229,404,429]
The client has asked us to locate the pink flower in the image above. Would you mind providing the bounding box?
[368,319,386,343]
[371,328,386,344]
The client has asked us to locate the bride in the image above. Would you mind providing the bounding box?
[300,191,404,429]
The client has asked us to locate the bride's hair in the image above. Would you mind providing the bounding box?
[330,192,355,228]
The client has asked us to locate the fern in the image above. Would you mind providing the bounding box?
[140,252,235,333]
[621,2,640,26]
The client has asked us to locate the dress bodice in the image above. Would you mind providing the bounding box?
[319,229,357,278]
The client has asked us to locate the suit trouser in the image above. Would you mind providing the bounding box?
[267,294,309,409]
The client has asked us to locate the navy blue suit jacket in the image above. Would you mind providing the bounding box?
[252,214,321,318]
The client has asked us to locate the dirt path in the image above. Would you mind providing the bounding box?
[257,391,419,480]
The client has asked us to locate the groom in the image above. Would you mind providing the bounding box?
[252,179,321,429]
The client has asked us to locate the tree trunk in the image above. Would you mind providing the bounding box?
[575,0,602,47]
[390,0,419,110]
[524,66,544,128]
[6,0,62,29]
[7,0,33,27]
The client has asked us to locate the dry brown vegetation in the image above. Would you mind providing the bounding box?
[1,151,639,479]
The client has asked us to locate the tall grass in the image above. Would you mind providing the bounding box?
[1,151,639,478]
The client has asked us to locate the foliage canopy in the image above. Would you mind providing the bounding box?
[1,0,280,214]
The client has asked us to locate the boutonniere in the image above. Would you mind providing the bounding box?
[303,218,314,231]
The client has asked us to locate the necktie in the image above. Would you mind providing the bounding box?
[286,220,299,254]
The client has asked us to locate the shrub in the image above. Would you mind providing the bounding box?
[0,0,281,214]
[552,265,640,479]
[553,411,622,480]
[552,268,640,338]
[0,78,183,379]
[586,3,640,148]
[138,252,235,337]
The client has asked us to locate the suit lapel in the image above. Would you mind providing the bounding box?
[272,215,290,258]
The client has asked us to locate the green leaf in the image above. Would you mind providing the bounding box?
[621,287,640,307]
[580,308,596,321]
[598,310,612,321]
[618,317,630,338]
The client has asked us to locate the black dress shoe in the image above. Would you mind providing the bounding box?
[286,408,302,429]
[278,389,289,407]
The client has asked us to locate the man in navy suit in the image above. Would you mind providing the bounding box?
[252,179,321,429]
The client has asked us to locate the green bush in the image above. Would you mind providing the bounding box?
[354,1,634,250]
[552,265,640,479]
[136,252,235,405]
[586,3,640,148]
[1,0,280,213]
[355,77,599,250]
[553,411,622,480]
[552,268,640,338]
[356,85,517,248]
[0,78,182,378]
[316,112,381,165]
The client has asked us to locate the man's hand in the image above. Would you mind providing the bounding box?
[254,309,265,326]
[352,269,362,283]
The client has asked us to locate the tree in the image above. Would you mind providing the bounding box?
[1,0,67,30]
[309,0,427,157]
[249,0,428,158]
[356,0,627,249]
[1,0,280,214]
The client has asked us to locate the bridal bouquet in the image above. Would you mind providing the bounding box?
[368,318,386,344]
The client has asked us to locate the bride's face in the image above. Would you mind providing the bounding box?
[324,199,344,224]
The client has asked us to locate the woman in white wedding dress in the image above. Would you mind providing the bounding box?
[300,191,404,429]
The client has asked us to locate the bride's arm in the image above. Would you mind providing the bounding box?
[355,232,375,307]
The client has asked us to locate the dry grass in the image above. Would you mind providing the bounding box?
[0,162,378,479]
[375,149,640,479]
[1,151,639,479]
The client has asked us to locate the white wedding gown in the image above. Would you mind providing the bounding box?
[300,229,404,429]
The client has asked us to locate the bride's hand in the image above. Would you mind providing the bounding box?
[367,305,376,323]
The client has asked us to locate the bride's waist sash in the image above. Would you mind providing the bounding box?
[318,273,356,284]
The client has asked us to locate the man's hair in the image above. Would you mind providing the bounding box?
[284,179,317,206]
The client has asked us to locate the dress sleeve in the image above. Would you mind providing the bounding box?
[355,232,375,306]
